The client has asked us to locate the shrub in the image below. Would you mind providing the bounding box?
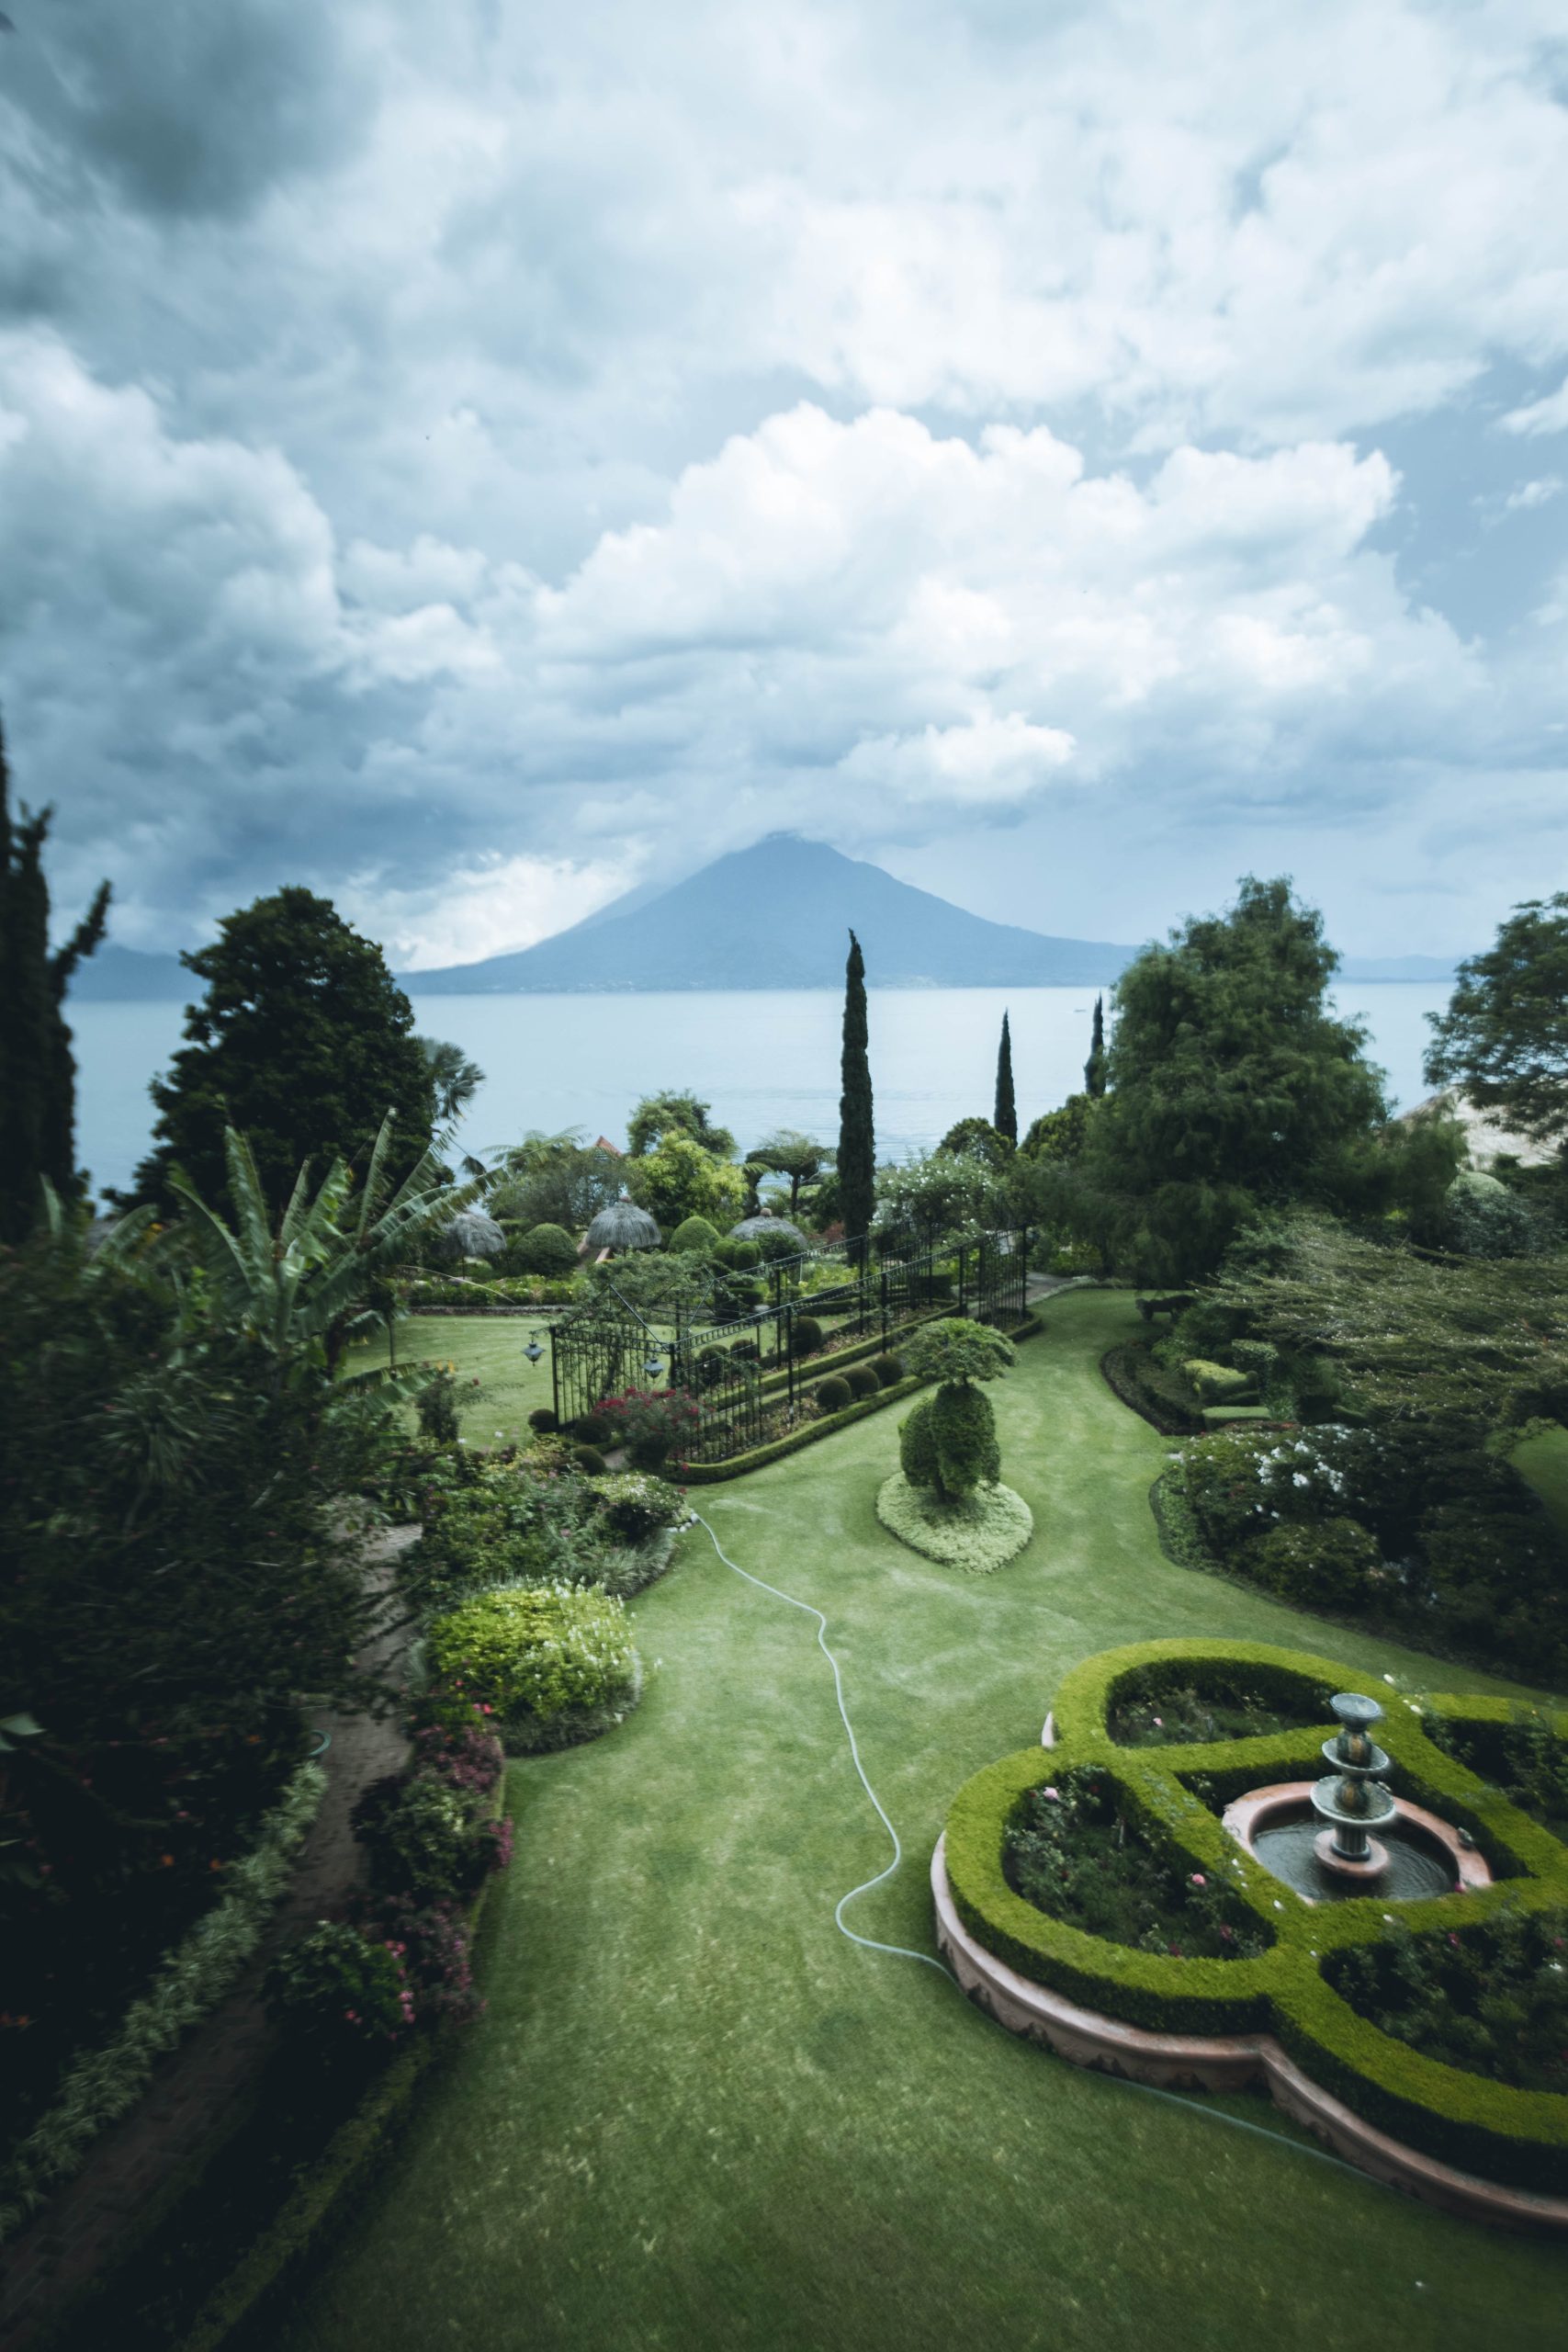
[1182,1358,1255,1405]
[513,1222,581,1276]
[792,1316,824,1357]
[871,1351,904,1387]
[877,1472,1032,1571]
[592,1471,687,1545]
[714,1238,761,1271]
[816,1374,853,1411]
[351,1774,502,1905]
[265,1921,412,2053]
[350,1892,485,2029]
[416,1368,462,1445]
[574,1412,611,1445]
[669,1215,722,1256]
[846,1363,881,1398]
[1240,1515,1382,1611]
[528,1406,559,1434]
[573,1445,609,1476]
[900,1381,1000,1502]
[1005,1772,1267,1960]
[595,1387,700,1469]
[427,1582,637,1746]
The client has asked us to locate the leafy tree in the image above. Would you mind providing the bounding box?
[839,930,875,1247]
[417,1036,486,1125]
[626,1090,735,1159]
[1083,995,1107,1098]
[1425,896,1568,1146]
[1077,876,1389,1281]
[626,1134,747,1230]
[1020,1093,1096,1165]
[876,1150,1009,1240]
[489,1130,624,1230]
[938,1115,1012,1168]
[899,1317,1015,1501]
[0,718,110,1241]
[995,1011,1018,1146]
[130,888,435,1213]
[750,1129,832,1215]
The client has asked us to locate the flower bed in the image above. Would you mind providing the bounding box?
[942,1638,1568,2195]
[875,1473,1032,1572]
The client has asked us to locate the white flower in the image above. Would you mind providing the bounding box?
[1383,1674,1395,1685]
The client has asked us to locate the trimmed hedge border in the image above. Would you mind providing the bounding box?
[0,1758,328,2245]
[1099,1342,1202,1436]
[943,1637,1568,2195]
[673,1313,1042,1484]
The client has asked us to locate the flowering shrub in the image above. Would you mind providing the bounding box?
[265,1920,413,2052]
[1329,1908,1568,2093]
[348,1892,487,2028]
[1003,1771,1268,1961]
[352,1775,502,1905]
[1178,1426,1382,1556]
[593,1387,699,1469]
[405,1454,619,1613]
[427,1581,637,1744]
[591,1472,687,1546]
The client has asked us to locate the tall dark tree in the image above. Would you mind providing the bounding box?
[838,929,875,1246]
[1084,995,1107,1098]
[994,1010,1017,1146]
[1425,895,1568,1147]
[0,717,110,1242]
[129,888,434,1212]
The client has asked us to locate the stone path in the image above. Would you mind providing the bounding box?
[0,1525,419,2352]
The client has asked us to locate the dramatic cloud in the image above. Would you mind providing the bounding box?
[2,0,1566,958]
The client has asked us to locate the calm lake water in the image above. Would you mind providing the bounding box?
[69,983,1452,1203]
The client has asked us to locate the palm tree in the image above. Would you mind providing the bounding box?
[416,1035,486,1125]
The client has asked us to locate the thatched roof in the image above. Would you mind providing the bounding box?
[585,1192,661,1251]
[730,1213,807,1248]
[434,1209,507,1262]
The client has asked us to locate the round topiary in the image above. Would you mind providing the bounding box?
[515,1222,581,1276]
[876,1472,1033,1572]
[669,1214,722,1256]
[573,1444,609,1476]
[715,1237,761,1271]
[427,1582,639,1753]
[793,1316,824,1357]
[871,1352,905,1387]
[528,1406,559,1434]
[574,1412,611,1445]
[816,1374,853,1412]
[847,1363,880,1398]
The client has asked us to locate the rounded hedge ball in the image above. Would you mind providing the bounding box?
[875,1473,1033,1572]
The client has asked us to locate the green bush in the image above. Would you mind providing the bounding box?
[592,1472,686,1546]
[793,1316,824,1357]
[573,1445,609,1476]
[574,1412,611,1445]
[714,1238,761,1271]
[1241,1515,1382,1611]
[871,1351,904,1387]
[527,1406,558,1434]
[816,1374,853,1411]
[510,1222,581,1277]
[1182,1358,1255,1405]
[669,1215,722,1256]
[265,1922,412,2054]
[426,1582,638,1749]
[350,1775,492,1905]
[846,1363,881,1398]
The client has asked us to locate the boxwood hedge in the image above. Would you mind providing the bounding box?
[943,1637,1568,2192]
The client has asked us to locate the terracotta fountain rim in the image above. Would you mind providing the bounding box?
[1223,1781,1494,1899]
[931,1835,1567,2233]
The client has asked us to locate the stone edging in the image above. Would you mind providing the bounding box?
[930,1833,1568,2234]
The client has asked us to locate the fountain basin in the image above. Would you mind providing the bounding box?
[1224,1781,1493,1904]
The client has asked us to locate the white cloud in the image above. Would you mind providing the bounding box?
[1501,379,1568,438]
[1504,476,1564,514]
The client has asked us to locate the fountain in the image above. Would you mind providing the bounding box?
[1222,1691,1493,1904]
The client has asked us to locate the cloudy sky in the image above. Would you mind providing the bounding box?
[3,0,1567,967]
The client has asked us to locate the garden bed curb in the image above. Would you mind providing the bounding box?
[931,1834,1568,2233]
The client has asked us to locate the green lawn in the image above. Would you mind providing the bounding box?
[283,1291,1568,2352]
[1514,1423,1568,1545]
[346,1313,558,1447]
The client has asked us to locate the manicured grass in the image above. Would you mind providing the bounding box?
[346,1314,557,1447]
[1514,1423,1568,1545]
[282,1291,1568,2352]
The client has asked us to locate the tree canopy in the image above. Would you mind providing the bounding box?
[1425,895,1568,1147]
[625,1133,747,1230]
[417,1035,486,1125]
[750,1129,831,1214]
[129,888,435,1212]
[904,1317,1017,1385]
[626,1090,736,1159]
[1076,876,1390,1280]
[937,1115,1013,1168]
[489,1130,624,1230]
[994,1012,1017,1147]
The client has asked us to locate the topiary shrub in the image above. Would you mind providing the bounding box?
[513,1222,581,1277]
[574,1412,611,1445]
[1240,1515,1382,1611]
[714,1238,761,1271]
[816,1374,853,1412]
[846,1363,880,1398]
[528,1406,558,1434]
[573,1445,609,1476]
[1182,1358,1256,1405]
[426,1582,638,1753]
[898,1318,1014,1502]
[669,1215,722,1257]
[792,1316,824,1358]
[871,1351,904,1387]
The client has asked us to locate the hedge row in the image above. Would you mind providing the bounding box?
[944,1637,1568,2192]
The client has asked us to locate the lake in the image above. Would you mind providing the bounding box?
[68,982,1452,1203]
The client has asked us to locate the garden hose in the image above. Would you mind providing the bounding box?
[690,1511,1389,2196]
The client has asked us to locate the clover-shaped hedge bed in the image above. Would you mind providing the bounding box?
[942,1639,1568,2193]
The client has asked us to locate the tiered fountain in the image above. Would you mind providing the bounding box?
[1223,1691,1492,1904]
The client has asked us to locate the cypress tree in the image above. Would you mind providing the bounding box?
[1084,994,1107,1098]
[0,717,110,1243]
[838,928,874,1247]
[994,1010,1017,1146]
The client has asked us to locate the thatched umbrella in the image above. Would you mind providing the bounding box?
[585,1192,661,1253]
[730,1212,807,1250]
[433,1208,507,1263]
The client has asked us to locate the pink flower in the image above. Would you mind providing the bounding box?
[1152,1716,1163,1727]
[1043,1786,1060,1802]
[1190,1873,1206,1887]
